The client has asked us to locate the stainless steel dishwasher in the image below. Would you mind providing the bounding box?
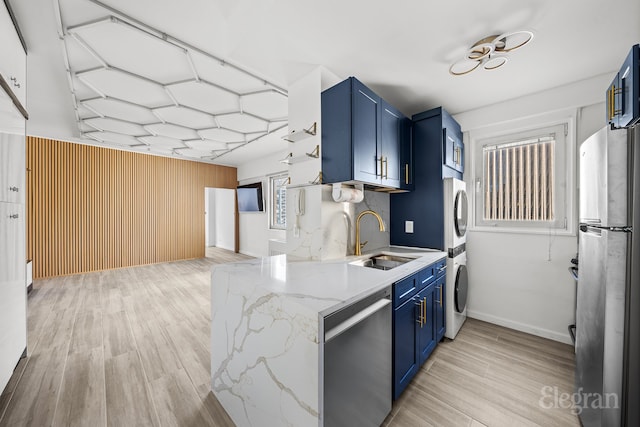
[323,287,392,426]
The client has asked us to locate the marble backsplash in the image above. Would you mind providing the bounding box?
[286,184,390,260]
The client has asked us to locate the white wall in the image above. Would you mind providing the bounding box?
[205,188,215,246]
[454,73,611,344]
[235,67,341,258]
[237,151,287,257]
[205,188,235,251]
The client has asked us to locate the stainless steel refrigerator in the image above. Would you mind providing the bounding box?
[577,124,640,427]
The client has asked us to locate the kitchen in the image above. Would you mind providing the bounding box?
[0,0,638,426]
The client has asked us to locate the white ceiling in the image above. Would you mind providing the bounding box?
[10,0,640,166]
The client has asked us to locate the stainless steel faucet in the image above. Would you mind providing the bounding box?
[355,210,386,256]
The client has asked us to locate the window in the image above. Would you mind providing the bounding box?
[475,123,569,231]
[270,173,288,229]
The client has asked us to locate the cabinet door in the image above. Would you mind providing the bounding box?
[0,3,27,109]
[0,133,25,204]
[443,127,464,174]
[443,127,455,170]
[454,138,464,173]
[352,80,380,184]
[435,276,446,342]
[0,202,26,393]
[618,45,639,127]
[416,284,436,365]
[0,86,25,135]
[607,74,621,128]
[399,118,413,190]
[380,100,402,188]
[393,296,420,399]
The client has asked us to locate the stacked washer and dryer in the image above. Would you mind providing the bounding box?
[443,178,468,339]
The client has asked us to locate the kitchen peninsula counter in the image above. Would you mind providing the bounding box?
[210,247,446,426]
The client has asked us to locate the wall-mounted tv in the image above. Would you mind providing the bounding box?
[237,182,264,212]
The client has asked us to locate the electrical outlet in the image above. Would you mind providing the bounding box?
[405,221,414,233]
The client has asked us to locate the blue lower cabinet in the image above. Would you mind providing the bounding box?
[393,296,420,400]
[392,257,446,400]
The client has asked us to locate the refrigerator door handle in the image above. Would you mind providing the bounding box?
[581,224,632,233]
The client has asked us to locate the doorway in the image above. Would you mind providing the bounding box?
[204,187,235,257]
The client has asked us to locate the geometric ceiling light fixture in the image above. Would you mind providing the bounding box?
[449,30,534,76]
[52,0,289,164]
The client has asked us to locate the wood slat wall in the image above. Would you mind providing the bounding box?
[26,137,237,279]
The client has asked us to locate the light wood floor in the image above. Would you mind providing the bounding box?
[0,248,579,427]
[383,321,580,427]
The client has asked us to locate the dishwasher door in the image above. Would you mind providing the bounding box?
[323,287,392,426]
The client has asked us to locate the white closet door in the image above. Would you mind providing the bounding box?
[0,133,25,204]
[0,201,26,393]
[0,2,27,108]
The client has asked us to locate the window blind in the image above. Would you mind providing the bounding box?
[483,136,555,221]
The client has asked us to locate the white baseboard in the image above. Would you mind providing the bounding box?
[215,243,235,252]
[466,309,574,345]
[238,250,263,258]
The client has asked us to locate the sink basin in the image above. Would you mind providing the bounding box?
[350,254,415,271]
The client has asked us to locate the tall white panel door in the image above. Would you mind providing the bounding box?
[0,201,26,393]
[0,1,27,108]
[0,133,25,204]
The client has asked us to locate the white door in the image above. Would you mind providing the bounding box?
[0,133,25,204]
[0,201,26,392]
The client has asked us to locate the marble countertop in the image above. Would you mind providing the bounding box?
[211,246,447,317]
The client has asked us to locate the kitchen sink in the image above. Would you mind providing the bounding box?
[350,254,415,271]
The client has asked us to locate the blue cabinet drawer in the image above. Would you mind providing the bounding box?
[393,258,446,307]
[393,273,419,308]
[418,265,435,288]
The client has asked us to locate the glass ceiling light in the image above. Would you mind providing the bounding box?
[449,31,533,76]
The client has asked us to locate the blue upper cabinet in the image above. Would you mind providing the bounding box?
[352,80,380,183]
[608,44,639,128]
[440,108,464,176]
[607,74,621,128]
[322,77,407,189]
[390,107,463,250]
[443,125,464,174]
[399,117,413,191]
[380,100,403,188]
[411,107,464,178]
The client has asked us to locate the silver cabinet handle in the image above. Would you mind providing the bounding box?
[9,186,19,192]
[9,214,19,219]
[435,285,443,306]
[414,297,425,327]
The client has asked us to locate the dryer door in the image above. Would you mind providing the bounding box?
[454,264,468,313]
[454,190,468,238]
